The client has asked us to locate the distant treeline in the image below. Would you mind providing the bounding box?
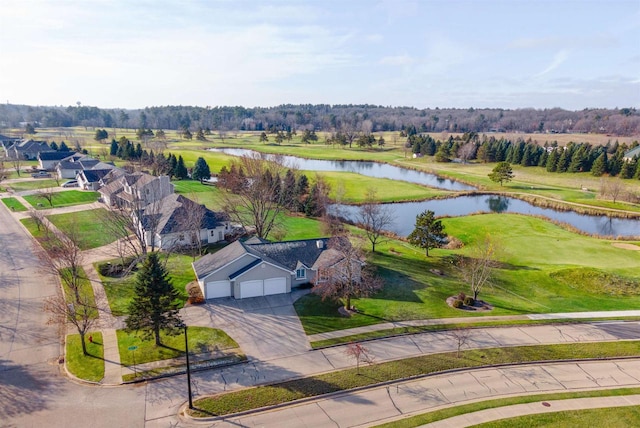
[1,103,640,136]
[408,133,640,179]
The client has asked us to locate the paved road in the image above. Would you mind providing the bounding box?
[195,358,640,428]
[2,200,640,427]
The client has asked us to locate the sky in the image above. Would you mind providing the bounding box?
[0,0,638,110]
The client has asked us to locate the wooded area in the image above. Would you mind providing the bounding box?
[1,104,639,136]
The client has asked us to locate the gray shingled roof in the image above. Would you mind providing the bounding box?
[38,151,77,161]
[625,146,640,159]
[192,240,251,279]
[192,236,337,281]
[142,194,229,236]
[80,169,113,183]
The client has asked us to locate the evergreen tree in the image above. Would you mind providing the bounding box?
[109,139,118,156]
[545,148,558,172]
[620,159,636,179]
[294,174,309,212]
[556,147,570,172]
[191,157,211,182]
[168,154,178,176]
[488,162,514,186]
[50,141,58,151]
[568,146,587,172]
[174,155,188,179]
[407,210,446,257]
[591,152,608,176]
[59,141,70,152]
[282,169,297,210]
[125,253,182,346]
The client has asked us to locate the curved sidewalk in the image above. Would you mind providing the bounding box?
[187,358,640,427]
[308,311,640,342]
[422,394,640,428]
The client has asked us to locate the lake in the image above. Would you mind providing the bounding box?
[332,195,640,238]
[210,148,476,191]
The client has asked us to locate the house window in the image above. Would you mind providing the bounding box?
[296,268,306,280]
[317,269,329,283]
[218,231,223,240]
[210,230,215,236]
[179,234,185,241]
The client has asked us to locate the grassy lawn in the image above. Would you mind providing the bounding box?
[23,190,99,209]
[314,171,447,203]
[472,406,640,428]
[375,388,640,428]
[1,197,27,211]
[117,327,239,366]
[6,179,59,191]
[101,254,194,316]
[62,266,98,310]
[173,180,225,210]
[189,340,640,417]
[66,331,104,382]
[20,217,49,240]
[295,213,640,335]
[46,208,116,250]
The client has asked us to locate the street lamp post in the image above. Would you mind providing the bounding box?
[183,324,193,409]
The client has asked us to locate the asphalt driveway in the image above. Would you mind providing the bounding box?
[180,290,311,361]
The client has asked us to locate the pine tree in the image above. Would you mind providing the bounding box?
[488,162,514,186]
[109,139,118,156]
[174,155,188,179]
[192,157,211,182]
[591,152,608,176]
[620,159,636,179]
[59,141,70,152]
[125,253,182,346]
[407,210,446,257]
[282,169,297,210]
[546,149,558,172]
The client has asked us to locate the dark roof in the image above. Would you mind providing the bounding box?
[38,151,76,161]
[80,169,113,183]
[245,238,331,271]
[15,140,51,154]
[143,194,229,236]
[192,236,336,280]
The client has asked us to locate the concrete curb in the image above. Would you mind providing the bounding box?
[179,355,640,423]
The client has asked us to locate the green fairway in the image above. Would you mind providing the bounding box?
[295,213,640,334]
[23,190,99,209]
[1,197,27,211]
[46,208,116,250]
[117,326,239,366]
[101,254,193,316]
[66,332,104,382]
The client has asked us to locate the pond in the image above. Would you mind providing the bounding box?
[332,195,640,238]
[210,148,476,191]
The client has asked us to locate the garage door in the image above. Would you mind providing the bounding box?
[205,280,231,299]
[240,280,263,299]
[264,277,287,295]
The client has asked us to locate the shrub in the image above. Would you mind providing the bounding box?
[457,291,466,301]
[463,296,475,306]
[97,256,138,277]
[452,299,463,309]
[186,281,205,305]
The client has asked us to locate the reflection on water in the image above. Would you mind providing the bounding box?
[332,195,639,238]
[210,148,476,191]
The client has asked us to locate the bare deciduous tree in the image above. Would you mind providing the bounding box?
[220,153,287,239]
[44,291,97,356]
[182,194,207,260]
[447,328,472,358]
[313,235,383,311]
[345,342,375,374]
[11,156,22,177]
[456,235,500,301]
[458,142,476,164]
[357,188,394,253]
[39,225,86,304]
[601,178,625,204]
[36,187,55,207]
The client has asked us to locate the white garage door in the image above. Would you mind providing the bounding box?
[240,280,263,299]
[205,280,231,299]
[264,277,287,295]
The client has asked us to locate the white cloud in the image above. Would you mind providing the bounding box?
[379,55,414,66]
[536,50,569,77]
